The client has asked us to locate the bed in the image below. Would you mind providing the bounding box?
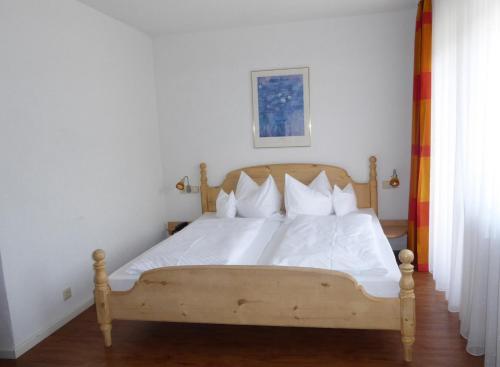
[92,156,416,362]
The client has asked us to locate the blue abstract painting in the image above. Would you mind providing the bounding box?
[257,74,304,138]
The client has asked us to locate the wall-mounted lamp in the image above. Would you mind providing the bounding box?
[389,169,400,188]
[176,176,192,193]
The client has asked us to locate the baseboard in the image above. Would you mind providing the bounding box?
[0,349,16,359]
[9,297,94,359]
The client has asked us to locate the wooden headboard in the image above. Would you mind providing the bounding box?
[200,156,378,215]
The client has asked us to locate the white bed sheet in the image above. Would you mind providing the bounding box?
[108,213,283,291]
[108,209,400,298]
[257,209,401,297]
[260,213,387,276]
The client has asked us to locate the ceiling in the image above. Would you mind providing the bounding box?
[78,0,417,36]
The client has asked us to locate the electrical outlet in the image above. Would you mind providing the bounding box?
[62,287,72,301]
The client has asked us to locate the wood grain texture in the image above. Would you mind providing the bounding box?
[381,220,408,239]
[0,273,483,367]
[200,162,208,213]
[92,248,415,361]
[369,156,378,215]
[108,265,400,330]
[92,157,417,360]
[399,250,416,362]
[92,250,112,347]
[200,156,378,214]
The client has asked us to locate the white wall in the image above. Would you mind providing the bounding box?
[0,0,165,356]
[154,9,415,221]
[0,2,415,357]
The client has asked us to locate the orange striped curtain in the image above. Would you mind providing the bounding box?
[408,0,432,272]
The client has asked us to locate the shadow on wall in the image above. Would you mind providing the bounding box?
[0,251,14,356]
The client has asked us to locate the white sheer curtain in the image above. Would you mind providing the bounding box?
[430,0,500,365]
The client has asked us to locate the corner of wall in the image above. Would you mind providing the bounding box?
[11,297,94,359]
[0,251,14,357]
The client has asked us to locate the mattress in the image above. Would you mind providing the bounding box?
[108,209,401,298]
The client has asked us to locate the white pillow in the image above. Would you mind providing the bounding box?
[332,183,358,216]
[216,190,237,218]
[235,171,281,218]
[309,170,333,196]
[285,171,333,219]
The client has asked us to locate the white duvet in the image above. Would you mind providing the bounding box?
[265,213,388,276]
[126,217,265,274]
[110,211,399,296]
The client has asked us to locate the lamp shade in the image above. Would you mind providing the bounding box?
[389,169,400,188]
[175,180,185,191]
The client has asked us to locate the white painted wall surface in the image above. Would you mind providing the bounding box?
[0,0,165,356]
[154,9,415,222]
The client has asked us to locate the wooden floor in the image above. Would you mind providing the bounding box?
[0,273,483,367]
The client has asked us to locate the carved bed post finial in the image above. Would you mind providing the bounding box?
[200,163,208,214]
[92,249,112,347]
[399,249,415,362]
[369,156,378,215]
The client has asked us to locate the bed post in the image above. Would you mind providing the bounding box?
[369,156,378,215]
[200,162,208,213]
[399,249,416,362]
[92,249,112,347]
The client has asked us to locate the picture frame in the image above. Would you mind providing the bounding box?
[251,67,311,148]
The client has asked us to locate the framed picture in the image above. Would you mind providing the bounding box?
[251,67,311,148]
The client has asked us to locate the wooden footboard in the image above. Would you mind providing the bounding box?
[92,249,415,361]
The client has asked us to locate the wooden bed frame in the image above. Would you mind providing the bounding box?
[92,156,416,362]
